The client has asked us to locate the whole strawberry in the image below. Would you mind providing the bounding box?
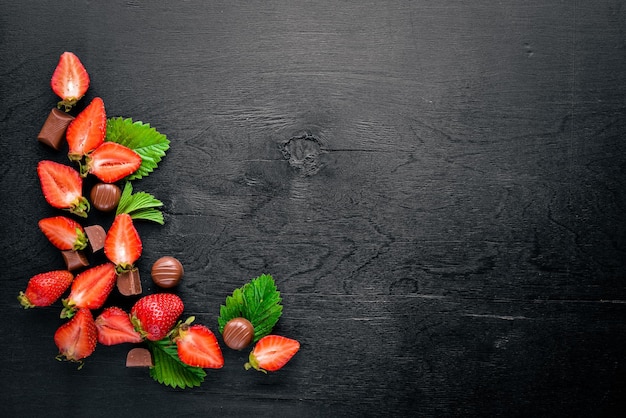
[54,308,97,365]
[18,270,74,308]
[131,293,184,341]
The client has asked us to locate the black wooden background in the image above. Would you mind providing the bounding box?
[1,1,625,417]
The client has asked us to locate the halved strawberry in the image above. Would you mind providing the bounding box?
[54,308,97,365]
[95,307,143,346]
[51,52,90,111]
[131,293,184,341]
[18,270,74,308]
[61,262,117,318]
[37,160,89,218]
[174,323,224,369]
[38,216,88,251]
[66,97,106,161]
[244,335,300,373]
[85,142,141,183]
[104,213,142,273]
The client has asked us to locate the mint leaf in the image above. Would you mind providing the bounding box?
[116,181,164,224]
[106,117,170,180]
[218,274,283,342]
[147,339,206,389]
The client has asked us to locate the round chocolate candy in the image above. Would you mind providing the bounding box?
[222,317,254,350]
[151,256,184,288]
[90,183,121,212]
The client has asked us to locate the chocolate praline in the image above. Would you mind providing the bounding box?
[151,256,184,288]
[90,183,121,212]
[222,317,254,350]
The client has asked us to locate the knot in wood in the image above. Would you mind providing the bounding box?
[281,132,323,176]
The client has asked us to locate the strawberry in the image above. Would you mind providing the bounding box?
[37,160,90,218]
[131,293,184,341]
[244,335,300,373]
[38,216,88,251]
[104,213,142,273]
[66,97,106,161]
[85,142,141,183]
[174,323,224,369]
[18,270,74,308]
[50,52,90,111]
[61,262,116,318]
[95,307,143,346]
[54,308,97,365]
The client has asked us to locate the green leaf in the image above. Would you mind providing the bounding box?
[116,181,164,224]
[106,117,170,180]
[147,339,206,389]
[218,274,283,342]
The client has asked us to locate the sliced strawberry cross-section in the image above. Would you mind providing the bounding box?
[174,323,224,369]
[104,213,142,273]
[38,216,88,251]
[61,262,117,318]
[85,142,141,183]
[95,306,143,346]
[54,308,97,365]
[37,160,90,218]
[66,97,106,161]
[51,51,90,111]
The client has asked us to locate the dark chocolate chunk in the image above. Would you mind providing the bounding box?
[90,183,121,212]
[222,317,254,350]
[84,225,106,253]
[151,256,184,288]
[117,268,142,296]
[38,108,74,150]
[61,250,89,271]
[126,347,153,367]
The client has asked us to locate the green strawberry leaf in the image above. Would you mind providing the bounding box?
[147,339,206,389]
[218,274,283,342]
[106,117,170,180]
[116,181,164,224]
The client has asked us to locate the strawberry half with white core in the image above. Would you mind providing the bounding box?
[66,97,106,161]
[95,307,143,346]
[37,160,90,218]
[104,213,142,273]
[131,293,184,341]
[54,308,97,366]
[245,335,300,373]
[38,216,88,251]
[61,262,117,318]
[18,270,74,308]
[51,52,90,111]
[173,321,224,369]
[85,142,141,183]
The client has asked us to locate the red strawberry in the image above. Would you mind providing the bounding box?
[131,293,184,341]
[95,307,143,346]
[38,216,88,251]
[174,323,224,369]
[85,142,141,183]
[61,262,116,318]
[37,160,90,218]
[18,270,74,308]
[54,308,97,365]
[104,213,142,273]
[50,52,90,111]
[244,335,300,373]
[66,97,106,161]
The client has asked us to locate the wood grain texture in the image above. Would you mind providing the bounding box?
[1,0,625,416]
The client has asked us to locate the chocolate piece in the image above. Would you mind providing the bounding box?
[126,347,153,367]
[151,256,184,288]
[61,250,89,271]
[38,108,74,150]
[222,317,254,350]
[117,268,142,296]
[84,225,106,253]
[90,183,121,212]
